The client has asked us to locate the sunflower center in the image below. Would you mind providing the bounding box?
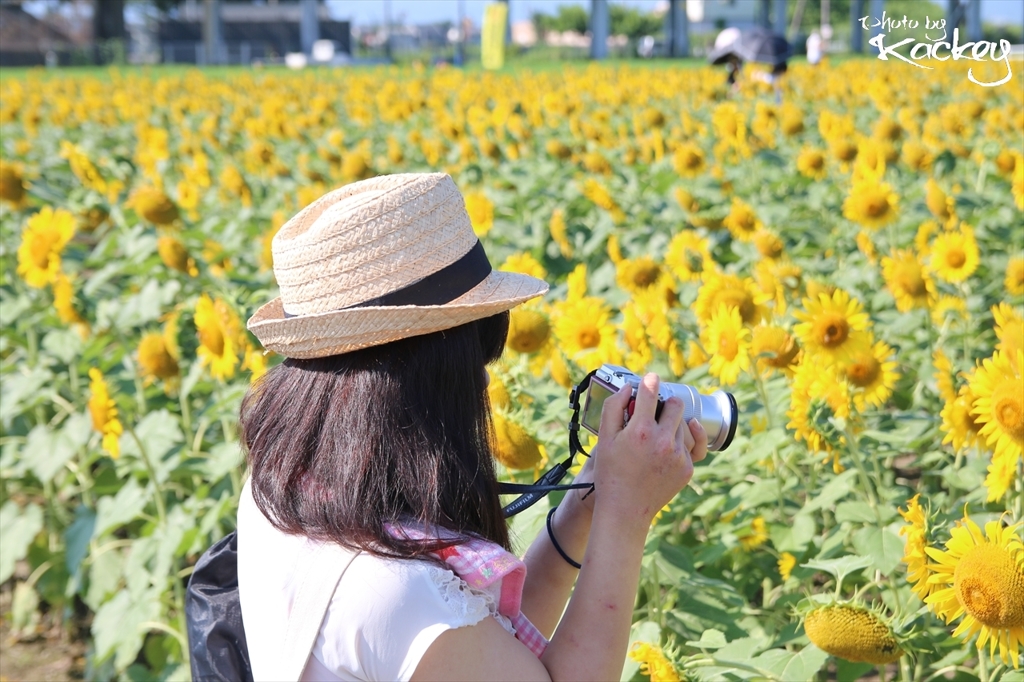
[633,264,661,288]
[200,324,226,357]
[865,194,889,218]
[684,249,704,274]
[945,247,966,269]
[718,335,739,361]
[30,234,55,269]
[509,313,550,354]
[815,314,849,348]
[714,290,756,324]
[577,327,600,349]
[992,381,1024,440]
[896,264,927,297]
[847,357,881,387]
[953,544,1024,629]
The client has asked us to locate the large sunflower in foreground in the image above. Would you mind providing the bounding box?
[793,289,872,365]
[969,349,1024,462]
[925,515,1024,668]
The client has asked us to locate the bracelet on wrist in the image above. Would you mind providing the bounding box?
[546,506,582,570]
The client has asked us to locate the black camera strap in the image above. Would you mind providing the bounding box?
[500,370,598,517]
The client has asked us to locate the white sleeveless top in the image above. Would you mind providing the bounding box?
[236,480,515,682]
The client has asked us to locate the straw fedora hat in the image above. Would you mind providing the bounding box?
[248,173,549,359]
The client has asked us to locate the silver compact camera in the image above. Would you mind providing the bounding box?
[580,364,738,451]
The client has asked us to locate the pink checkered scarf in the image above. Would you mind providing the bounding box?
[387,524,549,658]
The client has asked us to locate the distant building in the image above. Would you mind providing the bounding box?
[0,5,76,67]
[157,0,350,64]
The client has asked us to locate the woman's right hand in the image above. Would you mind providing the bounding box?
[591,373,708,527]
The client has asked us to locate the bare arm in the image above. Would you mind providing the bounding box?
[413,374,708,682]
[517,454,594,638]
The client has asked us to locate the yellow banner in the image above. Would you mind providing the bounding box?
[481,3,508,70]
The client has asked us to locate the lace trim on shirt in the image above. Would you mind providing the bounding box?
[424,564,517,637]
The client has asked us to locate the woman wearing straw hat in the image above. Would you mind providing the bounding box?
[236,173,707,681]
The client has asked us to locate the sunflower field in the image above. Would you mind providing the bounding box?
[1,56,1023,681]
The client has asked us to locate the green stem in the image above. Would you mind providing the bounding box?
[127,425,167,526]
[845,427,880,513]
[179,389,193,452]
[754,373,774,429]
[978,648,990,682]
[27,325,38,366]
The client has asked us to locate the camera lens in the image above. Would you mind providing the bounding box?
[661,384,738,452]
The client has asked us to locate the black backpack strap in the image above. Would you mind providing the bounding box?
[185,531,254,682]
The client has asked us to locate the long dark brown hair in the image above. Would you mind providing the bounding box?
[239,312,511,559]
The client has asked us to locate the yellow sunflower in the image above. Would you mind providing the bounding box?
[194,294,241,381]
[665,231,713,283]
[924,514,1024,668]
[88,368,123,459]
[672,142,705,178]
[993,303,1024,357]
[500,252,547,281]
[464,191,494,237]
[549,208,572,258]
[931,295,969,329]
[793,289,873,365]
[616,256,670,295]
[491,412,543,470]
[930,223,979,283]
[52,272,88,335]
[0,158,27,205]
[796,147,827,180]
[778,552,797,580]
[933,348,957,403]
[129,186,179,226]
[1007,257,1024,297]
[750,324,800,377]
[925,178,956,226]
[941,383,986,453]
[752,229,784,260]
[899,494,934,600]
[722,197,762,242]
[843,178,899,230]
[855,231,877,264]
[138,332,180,382]
[157,236,198,277]
[969,349,1024,462]
[694,271,770,326]
[507,307,552,355]
[915,220,939,256]
[701,305,751,386]
[16,206,76,288]
[552,296,621,371]
[840,339,900,411]
[629,642,680,682]
[881,249,936,312]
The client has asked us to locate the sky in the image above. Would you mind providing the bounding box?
[327,0,1024,28]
